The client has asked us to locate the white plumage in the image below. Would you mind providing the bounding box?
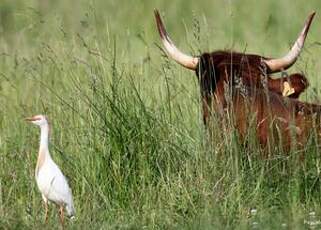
[26,115,75,226]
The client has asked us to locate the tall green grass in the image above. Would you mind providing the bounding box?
[1,0,321,229]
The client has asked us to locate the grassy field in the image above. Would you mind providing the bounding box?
[2,0,321,229]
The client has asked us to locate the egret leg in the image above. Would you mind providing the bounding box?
[59,205,64,229]
[44,201,49,224]
[42,196,49,224]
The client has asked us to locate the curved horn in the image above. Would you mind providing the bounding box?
[154,9,199,70]
[263,12,316,73]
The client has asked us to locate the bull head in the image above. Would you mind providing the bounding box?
[154,9,315,125]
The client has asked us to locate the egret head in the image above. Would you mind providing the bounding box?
[25,114,49,127]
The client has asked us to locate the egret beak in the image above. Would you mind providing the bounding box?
[25,117,41,122]
[25,117,33,122]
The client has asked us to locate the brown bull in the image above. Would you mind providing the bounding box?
[154,10,319,150]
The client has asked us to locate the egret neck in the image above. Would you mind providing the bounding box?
[36,123,51,175]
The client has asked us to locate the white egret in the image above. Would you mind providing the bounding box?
[25,115,75,227]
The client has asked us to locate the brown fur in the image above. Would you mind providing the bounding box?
[196,52,319,150]
[234,86,320,151]
[196,52,309,123]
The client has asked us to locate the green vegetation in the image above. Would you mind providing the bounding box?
[1,0,321,229]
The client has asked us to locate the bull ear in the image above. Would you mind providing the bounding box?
[263,12,315,73]
[154,9,199,70]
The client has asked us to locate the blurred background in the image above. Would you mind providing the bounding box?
[1,0,321,60]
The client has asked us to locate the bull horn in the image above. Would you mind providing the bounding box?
[263,12,316,73]
[154,9,199,70]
